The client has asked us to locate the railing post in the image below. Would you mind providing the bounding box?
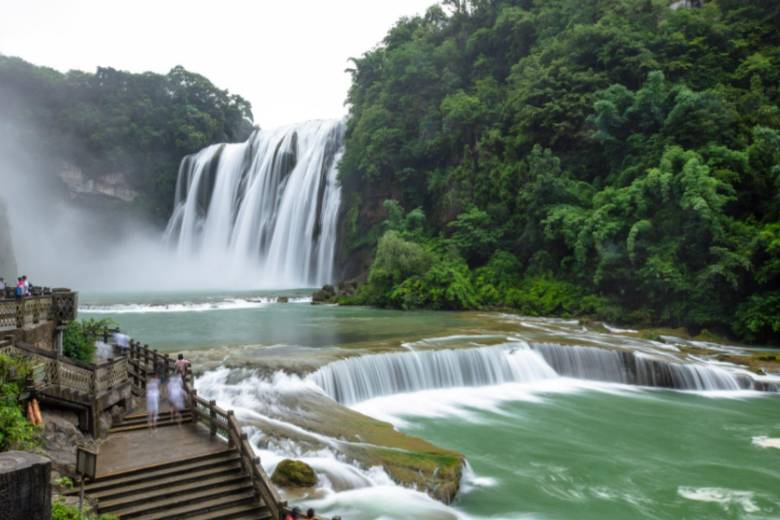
[190,389,197,417]
[209,400,217,438]
[16,299,23,329]
[143,345,150,371]
[227,410,235,447]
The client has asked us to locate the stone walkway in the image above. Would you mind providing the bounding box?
[96,402,222,477]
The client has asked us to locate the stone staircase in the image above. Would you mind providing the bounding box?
[73,449,271,519]
[109,410,194,434]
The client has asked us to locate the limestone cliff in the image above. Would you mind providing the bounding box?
[0,198,17,280]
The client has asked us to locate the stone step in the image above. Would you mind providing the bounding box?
[122,409,190,421]
[187,502,272,520]
[109,417,192,433]
[114,487,258,519]
[86,461,243,500]
[98,473,250,512]
[78,450,237,492]
[116,411,192,426]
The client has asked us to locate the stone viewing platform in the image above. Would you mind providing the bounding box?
[0,287,331,520]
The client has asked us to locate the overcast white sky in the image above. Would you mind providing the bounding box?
[0,0,435,128]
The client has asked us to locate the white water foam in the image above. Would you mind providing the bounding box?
[603,323,639,333]
[351,378,636,428]
[752,436,780,449]
[80,296,311,314]
[677,486,760,513]
[194,368,535,520]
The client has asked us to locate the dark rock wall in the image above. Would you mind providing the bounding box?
[0,451,51,520]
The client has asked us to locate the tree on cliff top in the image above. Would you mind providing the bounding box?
[0,56,255,222]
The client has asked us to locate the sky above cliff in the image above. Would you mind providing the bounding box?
[0,0,434,128]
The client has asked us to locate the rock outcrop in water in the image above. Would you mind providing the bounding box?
[271,459,318,488]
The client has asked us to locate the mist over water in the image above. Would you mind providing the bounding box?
[0,119,344,291]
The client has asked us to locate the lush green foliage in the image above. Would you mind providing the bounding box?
[0,354,39,451]
[343,0,780,343]
[0,56,254,221]
[63,318,117,363]
[52,499,117,520]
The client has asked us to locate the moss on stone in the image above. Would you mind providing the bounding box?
[271,459,317,488]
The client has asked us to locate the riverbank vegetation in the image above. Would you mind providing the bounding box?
[0,354,40,451]
[63,318,117,363]
[341,0,780,344]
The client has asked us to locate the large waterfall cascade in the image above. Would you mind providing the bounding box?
[164,120,344,287]
[308,342,773,405]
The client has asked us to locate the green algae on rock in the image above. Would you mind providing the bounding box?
[271,459,317,488]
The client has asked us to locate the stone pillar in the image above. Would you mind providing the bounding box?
[55,326,64,357]
[0,451,51,520]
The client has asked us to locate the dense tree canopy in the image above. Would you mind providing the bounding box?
[340,0,780,344]
[0,56,254,221]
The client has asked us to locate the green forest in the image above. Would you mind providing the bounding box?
[0,56,254,221]
[339,0,780,344]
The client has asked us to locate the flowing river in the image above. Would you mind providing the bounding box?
[81,290,780,520]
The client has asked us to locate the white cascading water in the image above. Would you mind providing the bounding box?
[164,120,344,287]
[308,344,556,405]
[308,342,771,405]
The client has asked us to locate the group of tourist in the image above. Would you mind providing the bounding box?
[0,275,34,296]
[285,506,339,520]
[146,353,191,430]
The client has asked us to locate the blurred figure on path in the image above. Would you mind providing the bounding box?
[175,353,191,379]
[112,331,130,351]
[284,507,301,520]
[167,373,185,427]
[156,359,169,399]
[147,373,160,431]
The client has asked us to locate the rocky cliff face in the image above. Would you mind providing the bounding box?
[58,165,139,203]
[0,198,17,280]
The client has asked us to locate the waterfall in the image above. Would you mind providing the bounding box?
[309,345,557,405]
[529,343,757,391]
[164,120,344,287]
[309,343,774,405]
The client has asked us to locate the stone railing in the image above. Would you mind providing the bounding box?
[119,338,330,520]
[0,339,129,399]
[0,288,77,332]
[94,357,129,395]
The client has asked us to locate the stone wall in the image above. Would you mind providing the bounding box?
[11,321,57,352]
[0,451,51,520]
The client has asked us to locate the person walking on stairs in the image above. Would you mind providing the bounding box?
[146,373,160,431]
[167,373,185,427]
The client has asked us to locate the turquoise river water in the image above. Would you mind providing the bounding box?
[81,290,780,520]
